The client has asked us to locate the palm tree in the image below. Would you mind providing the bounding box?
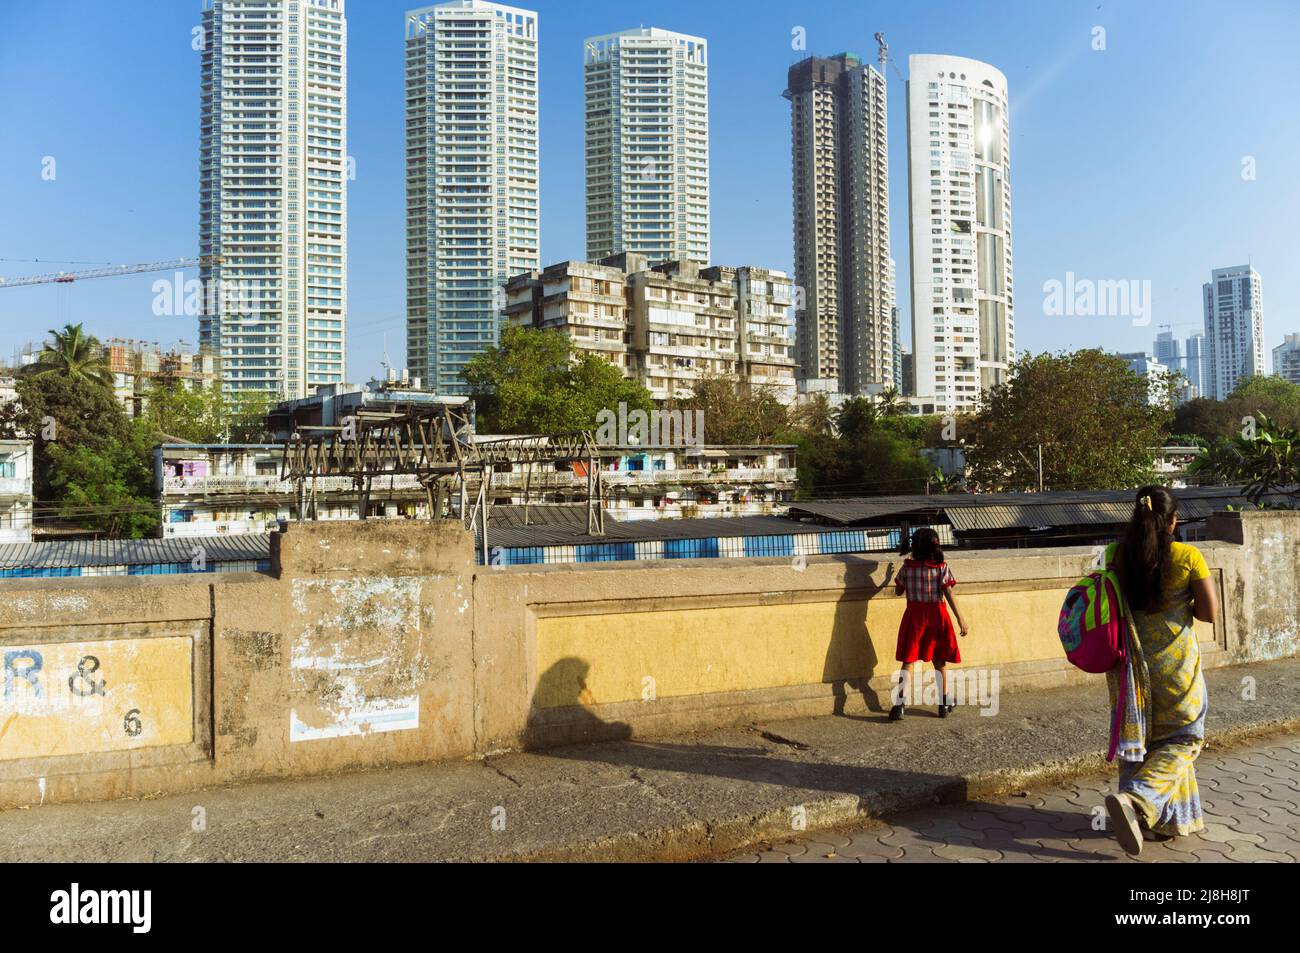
[878,387,905,417]
[834,396,879,441]
[792,391,836,436]
[23,323,114,387]
[1188,414,1298,507]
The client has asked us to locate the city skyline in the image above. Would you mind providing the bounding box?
[1,0,1297,388]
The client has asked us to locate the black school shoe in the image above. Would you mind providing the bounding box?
[938,702,956,717]
[889,704,906,721]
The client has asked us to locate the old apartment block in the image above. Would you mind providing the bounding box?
[505,253,796,403]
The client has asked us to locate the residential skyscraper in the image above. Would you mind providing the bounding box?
[1120,352,1172,408]
[199,0,348,398]
[1185,331,1206,399]
[1202,265,1264,400]
[1274,332,1300,386]
[784,54,894,395]
[584,28,710,265]
[906,54,1013,415]
[1153,330,1181,371]
[406,1,540,395]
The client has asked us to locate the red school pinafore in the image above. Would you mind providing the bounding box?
[893,559,961,664]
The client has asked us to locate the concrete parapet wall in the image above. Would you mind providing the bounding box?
[0,510,1293,809]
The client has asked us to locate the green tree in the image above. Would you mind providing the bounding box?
[3,374,156,536]
[137,381,275,444]
[1172,376,1300,442]
[1171,397,1237,442]
[46,443,158,538]
[138,381,225,443]
[965,349,1169,491]
[226,390,276,443]
[782,396,932,497]
[1187,413,1298,507]
[20,323,114,387]
[877,387,905,417]
[462,325,654,434]
[672,372,788,444]
[789,391,835,436]
[834,397,879,442]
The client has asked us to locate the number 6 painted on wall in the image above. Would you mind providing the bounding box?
[123,709,143,737]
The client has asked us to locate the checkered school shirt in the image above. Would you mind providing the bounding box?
[894,559,956,604]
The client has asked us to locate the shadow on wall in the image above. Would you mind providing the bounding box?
[823,558,898,717]
[525,559,902,751]
[526,657,633,748]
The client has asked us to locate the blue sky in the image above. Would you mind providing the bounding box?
[1,0,1296,381]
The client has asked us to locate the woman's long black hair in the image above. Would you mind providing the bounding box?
[908,527,945,564]
[1117,485,1177,612]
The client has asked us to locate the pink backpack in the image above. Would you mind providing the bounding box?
[1058,546,1130,761]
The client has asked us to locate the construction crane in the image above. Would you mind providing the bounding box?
[875,32,906,85]
[0,256,221,289]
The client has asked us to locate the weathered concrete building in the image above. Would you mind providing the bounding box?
[0,440,33,544]
[154,440,796,534]
[507,254,796,403]
[503,259,633,375]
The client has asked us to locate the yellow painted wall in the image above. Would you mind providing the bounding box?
[0,637,193,761]
[534,587,1217,708]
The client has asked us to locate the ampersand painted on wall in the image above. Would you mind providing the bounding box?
[68,655,107,697]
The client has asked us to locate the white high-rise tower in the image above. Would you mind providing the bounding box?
[406,1,540,395]
[1203,265,1264,400]
[906,54,1013,415]
[199,0,348,398]
[584,28,710,264]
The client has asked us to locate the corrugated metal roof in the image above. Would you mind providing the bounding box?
[945,502,1135,531]
[788,486,1292,529]
[485,505,619,530]
[0,535,271,570]
[481,514,815,550]
[786,499,944,524]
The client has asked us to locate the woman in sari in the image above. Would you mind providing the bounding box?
[1103,486,1219,856]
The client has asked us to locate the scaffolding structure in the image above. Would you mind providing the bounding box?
[279,404,606,561]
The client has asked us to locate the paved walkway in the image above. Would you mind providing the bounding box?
[727,735,1300,862]
[2,657,1298,862]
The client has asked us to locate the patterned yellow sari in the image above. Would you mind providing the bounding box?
[1105,542,1209,837]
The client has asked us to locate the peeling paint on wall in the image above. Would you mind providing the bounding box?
[288,576,430,741]
[289,697,419,741]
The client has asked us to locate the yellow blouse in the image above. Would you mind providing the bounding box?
[1106,540,1209,609]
